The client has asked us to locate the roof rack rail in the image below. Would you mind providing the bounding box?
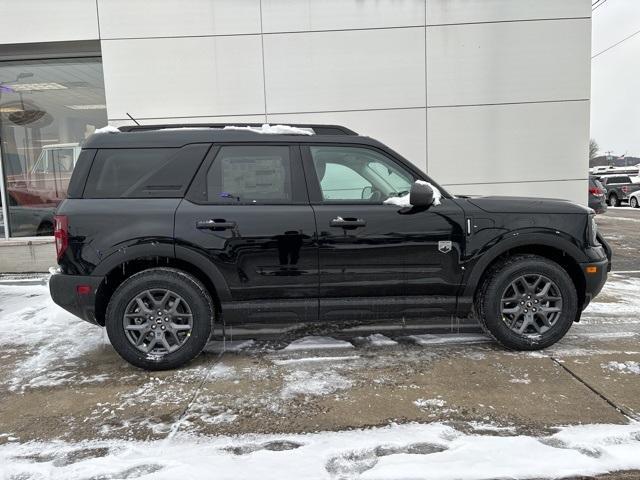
[117,123,358,136]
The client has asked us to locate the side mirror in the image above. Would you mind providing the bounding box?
[409,181,433,207]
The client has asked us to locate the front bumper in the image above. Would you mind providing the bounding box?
[580,232,612,309]
[49,273,104,325]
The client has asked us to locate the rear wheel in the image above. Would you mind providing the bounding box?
[476,255,577,350]
[106,268,213,370]
[609,193,620,207]
[631,196,639,208]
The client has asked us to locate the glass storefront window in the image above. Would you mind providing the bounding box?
[0,57,107,237]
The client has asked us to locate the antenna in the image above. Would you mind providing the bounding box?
[126,112,141,126]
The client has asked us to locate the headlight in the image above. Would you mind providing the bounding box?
[588,215,599,246]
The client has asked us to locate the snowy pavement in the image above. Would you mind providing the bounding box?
[1,271,640,478]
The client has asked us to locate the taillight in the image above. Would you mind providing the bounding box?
[54,215,68,261]
[622,186,628,193]
[588,187,603,195]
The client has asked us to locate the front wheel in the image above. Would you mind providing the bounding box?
[631,197,639,208]
[609,193,620,207]
[476,255,577,350]
[105,268,214,370]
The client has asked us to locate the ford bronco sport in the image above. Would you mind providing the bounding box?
[50,124,611,370]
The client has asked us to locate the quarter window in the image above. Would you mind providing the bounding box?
[309,146,413,203]
[206,146,292,204]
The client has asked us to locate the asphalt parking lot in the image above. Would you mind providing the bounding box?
[1,208,639,479]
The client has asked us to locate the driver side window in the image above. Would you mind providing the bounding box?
[309,146,413,203]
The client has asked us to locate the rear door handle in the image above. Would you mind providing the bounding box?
[196,219,237,230]
[330,217,366,229]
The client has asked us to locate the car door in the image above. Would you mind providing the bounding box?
[301,143,466,324]
[176,144,318,325]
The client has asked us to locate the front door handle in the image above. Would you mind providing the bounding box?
[196,219,237,230]
[330,217,366,229]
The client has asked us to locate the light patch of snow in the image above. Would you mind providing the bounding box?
[355,334,398,347]
[280,370,353,398]
[283,336,354,351]
[93,125,120,134]
[467,422,517,433]
[0,283,108,391]
[273,355,359,366]
[603,361,640,375]
[406,333,490,346]
[584,276,640,316]
[3,422,640,480]
[383,180,442,207]
[509,374,531,385]
[223,124,314,135]
[577,331,637,339]
[205,339,255,354]
[415,398,447,408]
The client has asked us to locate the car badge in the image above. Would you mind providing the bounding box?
[438,240,452,253]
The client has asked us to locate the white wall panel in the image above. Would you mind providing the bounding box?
[102,36,265,120]
[98,0,261,39]
[263,28,425,113]
[427,19,590,106]
[427,0,590,26]
[262,0,424,33]
[427,101,589,187]
[109,115,266,128]
[268,108,427,171]
[0,0,98,44]
[444,180,587,205]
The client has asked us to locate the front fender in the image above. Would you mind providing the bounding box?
[460,228,588,301]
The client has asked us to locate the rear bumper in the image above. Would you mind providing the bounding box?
[49,273,103,325]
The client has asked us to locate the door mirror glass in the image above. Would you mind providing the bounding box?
[409,180,434,207]
[361,185,373,199]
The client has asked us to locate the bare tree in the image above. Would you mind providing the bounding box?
[589,138,599,161]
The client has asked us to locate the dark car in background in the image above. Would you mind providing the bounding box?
[588,176,607,214]
[599,175,640,207]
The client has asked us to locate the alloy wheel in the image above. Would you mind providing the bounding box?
[123,289,193,355]
[500,274,563,336]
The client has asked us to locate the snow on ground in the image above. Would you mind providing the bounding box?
[280,370,353,399]
[2,422,640,480]
[283,336,354,351]
[603,361,640,375]
[0,283,109,391]
[353,333,398,347]
[406,334,490,346]
[583,274,640,316]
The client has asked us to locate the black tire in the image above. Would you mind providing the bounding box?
[476,254,577,351]
[105,268,214,370]
[631,197,639,208]
[609,193,619,207]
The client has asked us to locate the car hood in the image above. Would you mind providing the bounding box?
[465,196,591,214]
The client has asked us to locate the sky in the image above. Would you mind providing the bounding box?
[590,0,640,157]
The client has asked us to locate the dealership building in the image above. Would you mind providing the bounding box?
[0,0,591,271]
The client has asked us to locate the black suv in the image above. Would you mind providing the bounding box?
[50,124,611,370]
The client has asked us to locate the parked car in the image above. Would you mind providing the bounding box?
[50,124,611,370]
[588,176,607,214]
[6,143,81,208]
[629,190,640,208]
[599,175,640,207]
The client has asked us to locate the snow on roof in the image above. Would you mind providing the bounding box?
[224,124,314,135]
[93,125,120,134]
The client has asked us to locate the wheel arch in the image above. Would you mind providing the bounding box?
[462,236,586,318]
[94,249,230,326]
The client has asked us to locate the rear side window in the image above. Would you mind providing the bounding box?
[83,144,210,198]
[206,146,292,203]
